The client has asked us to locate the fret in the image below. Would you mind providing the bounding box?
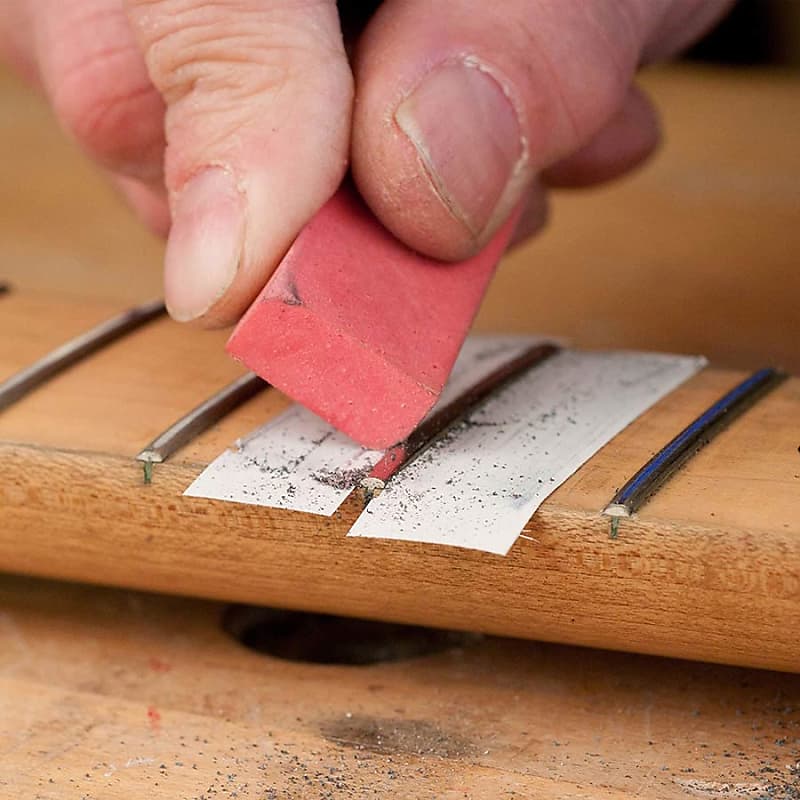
[603,367,787,520]
[137,372,267,478]
[0,299,165,413]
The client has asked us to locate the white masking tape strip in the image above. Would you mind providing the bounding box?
[347,350,706,555]
[184,403,382,516]
[184,335,551,516]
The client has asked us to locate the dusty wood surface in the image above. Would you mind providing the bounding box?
[1,575,799,799]
[0,289,798,672]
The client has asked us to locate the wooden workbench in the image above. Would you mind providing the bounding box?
[1,576,799,798]
[0,64,799,796]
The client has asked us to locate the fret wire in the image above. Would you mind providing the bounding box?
[137,372,267,466]
[363,342,560,490]
[0,299,165,413]
[603,367,787,519]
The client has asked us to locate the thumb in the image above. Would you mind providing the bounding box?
[351,0,726,261]
[125,0,352,325]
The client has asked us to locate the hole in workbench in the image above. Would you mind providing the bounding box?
[222,605,480,666]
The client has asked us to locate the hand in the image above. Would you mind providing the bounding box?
[0,0,733,325]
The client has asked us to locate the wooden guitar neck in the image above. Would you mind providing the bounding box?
[1,290,798,672]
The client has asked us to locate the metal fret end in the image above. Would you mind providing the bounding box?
[136,448,164,464]
[602,502,631,519]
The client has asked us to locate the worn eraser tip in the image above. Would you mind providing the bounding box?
[226,185,516,449]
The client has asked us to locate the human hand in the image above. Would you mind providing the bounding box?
[0,0,733,325]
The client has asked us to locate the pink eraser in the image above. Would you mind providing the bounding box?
[226,184,516,449]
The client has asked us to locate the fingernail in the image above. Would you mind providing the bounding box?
[395,58,526,240]
[164,167,245,322]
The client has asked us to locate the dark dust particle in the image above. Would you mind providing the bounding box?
[312,465,371,491]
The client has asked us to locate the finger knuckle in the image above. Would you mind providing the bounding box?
[136,3,342,106]
[51,48,165,169]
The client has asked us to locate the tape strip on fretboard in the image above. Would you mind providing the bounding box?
[186,338,708,554]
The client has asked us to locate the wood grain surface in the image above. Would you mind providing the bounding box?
[1,575,799,799]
